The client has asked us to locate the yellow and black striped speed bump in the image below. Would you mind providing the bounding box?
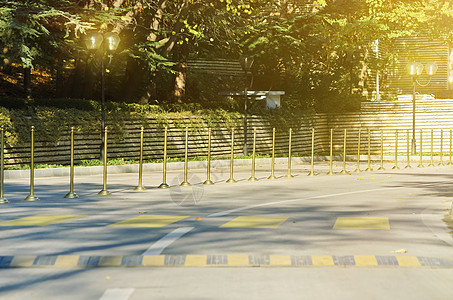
[0,255,452,268]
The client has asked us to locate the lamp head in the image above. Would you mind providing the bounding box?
[407,62,424,76]
[84,32,103,50]
[239,55,254,72]
[104,32,120,51]
[426,62,438,76]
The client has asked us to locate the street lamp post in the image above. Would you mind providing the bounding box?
[407,61,437,155]
[239,55,254,156]
[84,31,120,160]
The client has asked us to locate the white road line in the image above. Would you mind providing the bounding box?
[208,186,407,217]
[142,227,194,255]
[99,288,134,300]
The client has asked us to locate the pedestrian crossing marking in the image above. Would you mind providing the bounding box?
[333,217,390,230]
[220,216,288,228]
[109,215,189,227]
[0,215,85,227]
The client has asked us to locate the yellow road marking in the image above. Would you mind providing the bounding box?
[142,255,165,266]
[227,255,249,265]
[109,215,188,227]
[0,215,85,226]
[221,216,288,228]
[333,217,390,230]
[9,256,36,267]
[54,255,80,267]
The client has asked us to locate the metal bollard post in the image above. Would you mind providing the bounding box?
[24,126,40,201]
[378,129,385,171]
[180,127,192,186]
[248,128,258,181]
[134,127,146,191]
[392,130,400,169]
[203,128,214,185]
[286,128,294,178]
[158,127,170,189]
[64,127,79,198]
[449,130,452,166]
[268,128,278,179]
[405,129,411,169]
[98,127,111,195]
[226,128,237,183]
[340,129,348,174]
[439,129,444,166]
[365,129,373,171]
[354,129,362,173]
[327,129,334,175]
[418,130,424,168]
[0,126,8,204]
[308,128,316,176]
[429,129,434,167]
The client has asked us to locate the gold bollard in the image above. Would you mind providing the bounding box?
[98,127,111,195]
[64,127,79,198]
[378,129,385,171]
[226,128,237,183]
[418,130,424,168]
[248,128,258,181]
[392,130,400,170]
[449,130,452,165]
[340,129,348,174]
[0,126,8,204]
[158,127,170,189]
[439,129,444,166]
[405,129,411,169]
[428,129,434,167]
[354,129,362,173]
[365,129,373,171]
[180,127,192,186]
[286,128,294,178]
[327,129,334,175]
[307,128,316,176]
[24,126,40,201]
[134,127,146,191]
[203,128,214,185]
[268,128,278,179]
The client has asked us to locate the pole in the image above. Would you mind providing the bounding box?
[248,128,258,181]
[418,129,424,168]
[0,126,8,204]
[405,129,411,168]
[365,128,372,171]
[354,129,361,173]
[134,127,146,191]
[64,127,79,198]
[158,127,169,189]
[429,129,434,167]
[327,129,334,175]
[100,54,106,161]
[340,129,347,174]
[268,128,277,179]
[243,70,248,156]
[308,128,316,176]
[439,129,444,166]
[98,127,111,195]
[378,129,385,170]
[180,127,191,186]
[286,128,294,178]
[227,128,237,183]
[411,79,416,154]
[24,126,40,201]
[204,128,214,185]
[392,130,400,169]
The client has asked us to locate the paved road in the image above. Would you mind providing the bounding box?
[0,159,452,299]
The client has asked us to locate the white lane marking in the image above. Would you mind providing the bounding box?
[142,227,194,255]
[208,186,406,217]
[99,288,134,300]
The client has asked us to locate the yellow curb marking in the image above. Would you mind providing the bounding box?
[142,255,165,266]
[312,255,334,266]
[396,256,421,267]
[185,255,207,266]
[333,217,390,230]
[9,256,36,267]
[227,255,249,265]
[109,215,188,227]
[221,216,288,228]
[354,255,378,266]
[269,255,292,266]
[0,215,85,226]
[54,255,80,267]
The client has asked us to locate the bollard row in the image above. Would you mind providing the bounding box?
[1,126,453,202]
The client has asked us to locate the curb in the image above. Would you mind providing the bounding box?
[0,254,452,269]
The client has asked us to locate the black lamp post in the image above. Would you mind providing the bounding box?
[239,55,254,156]
[84,31,120,160]
[407,61,437,154]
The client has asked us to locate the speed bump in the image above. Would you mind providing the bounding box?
[333,217,390,230]
[0,215,85,226]
[220,216,288,228]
